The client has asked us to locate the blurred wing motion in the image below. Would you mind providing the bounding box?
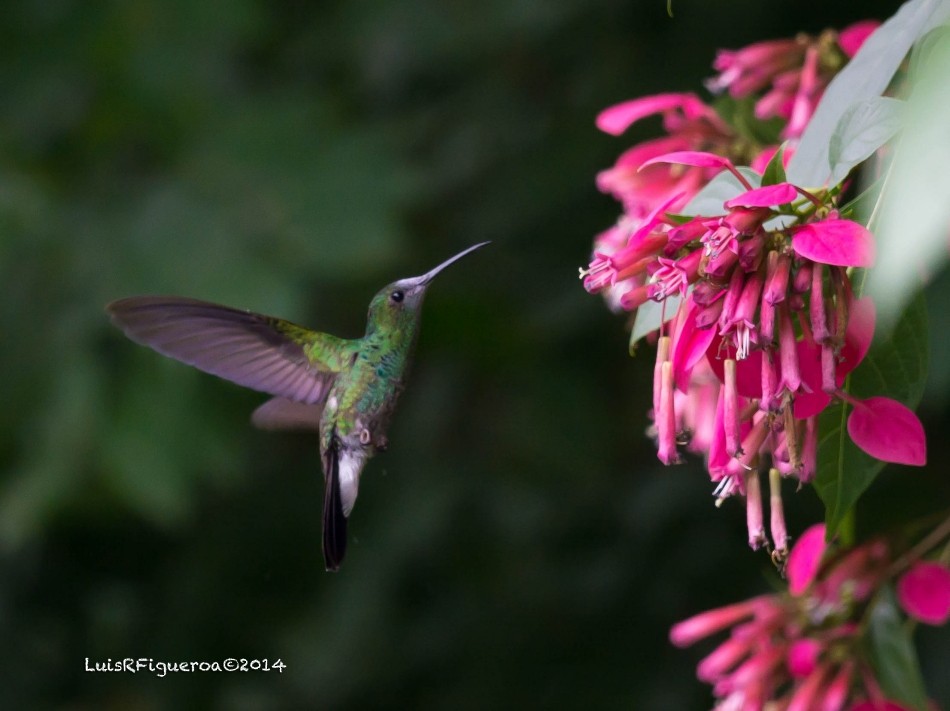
[251,397,323,431]
[107,296,348,405]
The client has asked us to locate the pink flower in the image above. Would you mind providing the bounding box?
[787,638,822,678]
[669,595,772,648]
[707,23,879,140]
[787,523,827,595]
[837,20,880,58]
[593,94,732,220]
[897,561,950,625]
[707,38,802,98]
[671,533,902,710]
[592,153,923,520]
[587,152,926,532]
[583,96,735,309]
[595,92,711,136]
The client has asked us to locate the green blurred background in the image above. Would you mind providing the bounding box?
[2,0,948,708]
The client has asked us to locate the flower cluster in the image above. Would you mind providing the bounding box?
[671,524,950,711]
[585,150,926,553]
[706,21,880,139]
[590,93,735,310]
[580,21,925,556]
[588,21,877,312]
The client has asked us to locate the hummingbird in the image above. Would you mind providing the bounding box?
[107,241,489,571]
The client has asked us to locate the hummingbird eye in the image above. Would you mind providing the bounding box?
[390,289,405,303]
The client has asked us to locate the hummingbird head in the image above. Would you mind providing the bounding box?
[365,241,490,333]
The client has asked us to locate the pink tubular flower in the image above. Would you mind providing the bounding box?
[671,533,900,710]
[583,150,926,553]
[581,95,735,308]
[593,94,732,220]
[707,22,880,140]
[581,18,926,566]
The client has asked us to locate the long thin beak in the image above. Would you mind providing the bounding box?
[415,241,490,285]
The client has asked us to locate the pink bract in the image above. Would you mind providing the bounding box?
[640,150,734,171]
[725,182,798,208]
[897,561,950,625]
[791,219,876,268]
[846,397,927,466]
[793,296,876,420]
[671,296,719,393]
[787,524,827,595]
[595,92,706,136]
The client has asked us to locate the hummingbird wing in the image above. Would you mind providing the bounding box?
[322,440,347,571]
[107,296,354,405]
[250,397,323,431]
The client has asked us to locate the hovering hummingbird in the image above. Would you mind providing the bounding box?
[107,241,489,571]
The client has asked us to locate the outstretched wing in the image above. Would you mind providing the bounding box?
[107,296,353,405]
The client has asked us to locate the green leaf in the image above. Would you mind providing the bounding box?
[787,0,950,186]
[866,585,930,711]
[760,145,788,187]
[828,97,904,184]
[814,291,929,537]
[909,25,950,80]
[839,175,884,219]
[713,95,784,147]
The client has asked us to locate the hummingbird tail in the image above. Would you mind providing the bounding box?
[322,442,348,572]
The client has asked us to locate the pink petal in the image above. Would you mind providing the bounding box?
[669,596,768,647]
[847,397,927,466]
[706,338,762,399]
[629,192,687,244]
[595,93,700,136]
[791,219,876,267]
[640,150,734,171]
[725,183,798,208]
[611,135,691,171]
[838,296,876,376]
[794,338,832,419]
[750,145,796,174]
[672,296,719,392]
[794,299,876,419]
[838,20,881,58]
[787,523,827,595]
[897,561,950,625]
[786,638,822,678]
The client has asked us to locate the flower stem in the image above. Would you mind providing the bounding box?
[838,507,856,547]
[887,512,950,577]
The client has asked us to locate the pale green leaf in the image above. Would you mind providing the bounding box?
[787,0,950,186]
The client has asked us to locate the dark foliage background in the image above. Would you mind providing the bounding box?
[2,0,947,709]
